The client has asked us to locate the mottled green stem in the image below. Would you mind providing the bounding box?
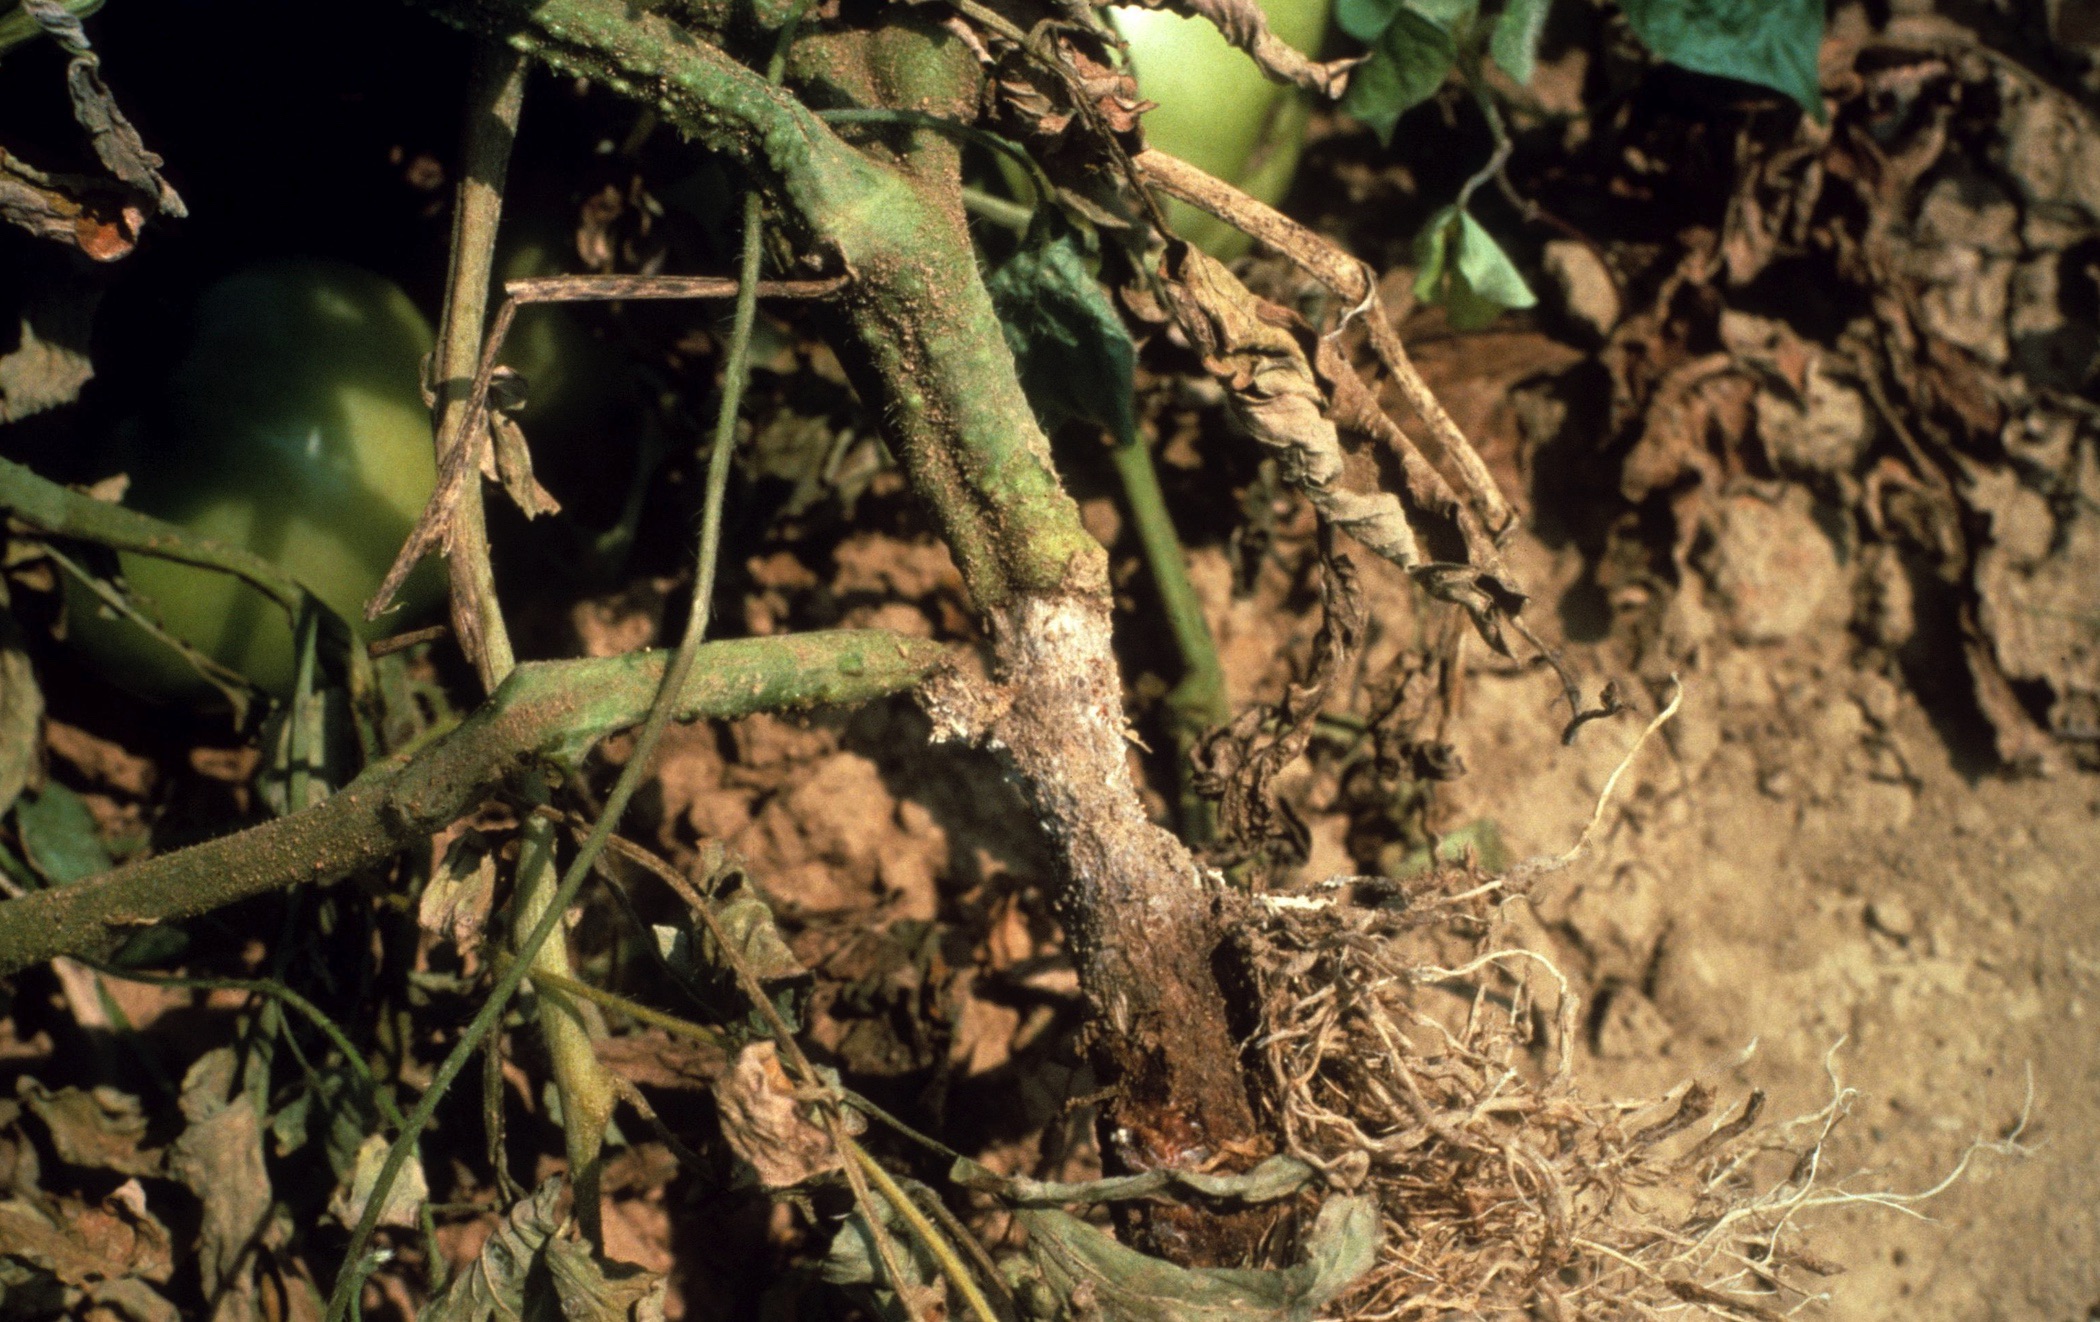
[0,632,951,976]
[429,41,528,687]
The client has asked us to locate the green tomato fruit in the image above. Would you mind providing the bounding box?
[1114,0,1331,258]
[69,259,446,702]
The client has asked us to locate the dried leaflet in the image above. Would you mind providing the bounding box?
[713,1040,848,1188]
[17,0,184,219]
[1161,244,1423,570]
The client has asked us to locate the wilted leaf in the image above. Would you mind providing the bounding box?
[0,612,39,825]
[986,223,1139,447]
[701,890,808,985]
[19,1081,162,1176]
[420,831,498,955]
[83,1276,183,1322]
[167,1050,271,1307]
[426,1180,665,1322]
[0,1182,171,1289]
[1413,206,1536,330]
[18,0,185,217]
[0,146,140,260]
[327,1133,427,1231]
[0,1,102,58]
[817,1188,936,1291]
[1341,7,1463,144]
[13,781,111,884]
[1490,0,1551,83]
[1619,0,1825,118]
[543,1230,667,1322]
[713,1042,844,1189]
[1013,1194,1378,1321]
[1160,245,1424,570]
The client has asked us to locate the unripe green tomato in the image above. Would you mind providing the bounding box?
[69,259,446,702]
[1114,0,1331,258]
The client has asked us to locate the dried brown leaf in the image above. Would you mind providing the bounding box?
[713,1041,843,1188]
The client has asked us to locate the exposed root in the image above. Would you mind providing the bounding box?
[1237,872,2028,1320]
[1224,676,2026,1318]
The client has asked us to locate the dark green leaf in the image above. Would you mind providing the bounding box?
[1412,207,1535,329]
[1341,11,1459,145]
[1337,0,1408,42]
[108,924,188,969]
[986,224,1139,448]
[13,782,112,885]
[1490,0,1552,83]
[1618,0,1825,117]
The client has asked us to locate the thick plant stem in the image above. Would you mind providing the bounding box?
[0,632,949,976]
[432,42,624,1236]
[1106,433,1227,840]
[424,0,1270,1262]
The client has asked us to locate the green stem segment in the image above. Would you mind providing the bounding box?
[430,41,529,689]
[1105,434,1227,840]
[325,84,781,1313]
[0,632,950,977]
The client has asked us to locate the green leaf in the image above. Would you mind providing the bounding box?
[1341,11,1460,144]
[1412,207,1536,330]
[13,782,112,885]
[1337,0,1408,42]
[986,223,1139,448]
[1618,0,1825,117]
[1490,0,1552,83]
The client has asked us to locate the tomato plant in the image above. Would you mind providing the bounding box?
[68,259,445,700]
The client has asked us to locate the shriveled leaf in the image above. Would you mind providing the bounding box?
[817,1188,936,1290]
[269,1063,376,1179]
[13,780,110,884]
[702,890,807,985]
[714,1041,843,1189]
[18,0,184,217]
[0,0,102,58]
[0,612,31,818]
[1014,1194,1379,1321]
[543,1230,666,1322]
[1160,245,1424,570]
[423,1181,564,1322]
[19,1080,162,1176]
[0,1183,171,1289]
[1490,0,1552,83]
[986,224,1139,447]
[420,830,498,955]
[427,1180,662,1322]
[1412,206,1535,330]
[1619,0,1825,118]
[327,1133,427,1231]
[167,1050,271,1306]
[1341,7,1464,144]
[84,1276,183,1322]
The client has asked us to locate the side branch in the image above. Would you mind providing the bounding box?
[0,631,951,976]
[1,454,310,620]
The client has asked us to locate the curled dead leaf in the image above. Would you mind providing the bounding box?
[714,1041,855,1189]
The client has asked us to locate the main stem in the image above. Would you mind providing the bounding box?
[429,0,1268,1261]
